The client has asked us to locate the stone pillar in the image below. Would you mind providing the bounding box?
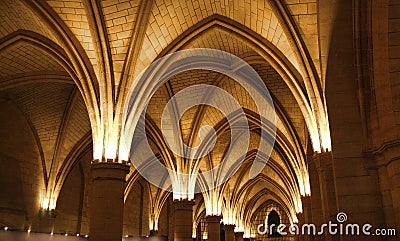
[322,0,385,240]
[308,159,324,241]
[206,215,221,241]
[312,152,338,241]
[301,196,312,224]
[301,196,312,241]
[295,212,305,241]
[224,224,235,241]
[234,232,244,241]
[35,209,57,233]
[150,229,158,236]
[174,200,194,241]
[89,162,130,241]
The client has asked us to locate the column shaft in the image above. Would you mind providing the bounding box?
[174,200,194,241]
[313,152,338,241]
[224,224,235,241]
[301,196,312,241]
[308,159,323,235]
[89,163,130,241]
[234,232,244,241]
[206,215,221,241]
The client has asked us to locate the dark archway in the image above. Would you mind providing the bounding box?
[267,210,281,237]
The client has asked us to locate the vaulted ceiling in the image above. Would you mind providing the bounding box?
[0,0,325,235]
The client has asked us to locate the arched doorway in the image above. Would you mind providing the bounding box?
[267,210,281,237]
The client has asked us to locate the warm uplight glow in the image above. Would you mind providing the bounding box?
[92,123,129,163]
[149,214,159,231]
[222,203,236,225]
[235,220,245,233]
[105,137,118,161]
[304,176,311,196]
[310,129,332,153]
[92,133,103,161]
[40,189,56,211]
[171,173,196,201]
[204,188,223,216]
[295,196,303,214]
[310,132,321,153]
[321,131,332,152]
[292,214,299,224]
[118,137,129,162]
[192,225,197,238]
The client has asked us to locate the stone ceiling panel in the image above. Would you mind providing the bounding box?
[0,82,75,177]
[0,0,58,44]
[0,42,65,78]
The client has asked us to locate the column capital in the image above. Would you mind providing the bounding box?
[93,157,129,164]
[173,200,195,210]
[224,224,236,230]
[312,151,333,172]
[150,230,158,236]
[301,195,312,204]
[91,162,130,181]
[207,215,222,241]
[234,232,244,237]
[206,215,222,223]
[225,224,236,241]
[38,208,57,218]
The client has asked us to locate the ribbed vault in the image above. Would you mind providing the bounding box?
[0,0,329,238]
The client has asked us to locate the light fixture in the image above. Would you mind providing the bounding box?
[4,226,8,231]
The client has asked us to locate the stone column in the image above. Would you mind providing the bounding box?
[174,200,194,241]
[234,232,244,241]
[295,212,305,241]
[313,152,337,221]
[301,196,312,224]
[312,152,338,241]
[89,162,130,241]
[224,224,235,241]
[308,159,324,241]
[301,196,312,241]
[35,209,57,233]
[150,229,158,236]
[206,215,221,241]
[322,0,385,240]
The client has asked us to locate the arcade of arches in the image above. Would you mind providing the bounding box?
[0,0,399,241]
